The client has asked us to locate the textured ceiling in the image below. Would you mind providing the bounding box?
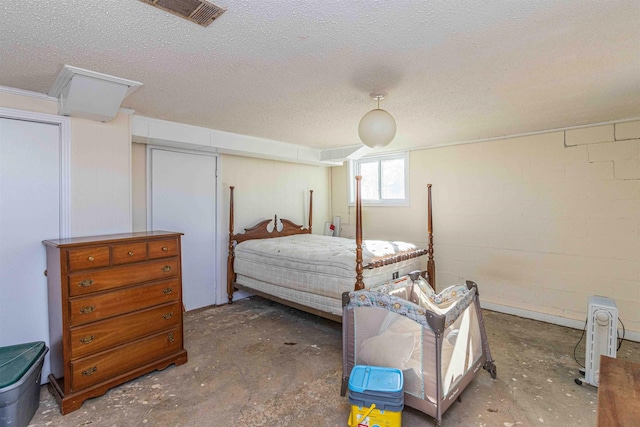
[1,0,639,151]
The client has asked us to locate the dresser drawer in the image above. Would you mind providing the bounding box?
[111,242,147,265]
[68,258,179,297]
[68,246,110,271]
[69,327,182,391]
[69,279,181,326]
[69,302,182,359]
[148,238,179,259]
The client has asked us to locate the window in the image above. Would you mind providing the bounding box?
[349,152,409,206]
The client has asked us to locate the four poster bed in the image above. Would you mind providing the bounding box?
[226,177,436,322]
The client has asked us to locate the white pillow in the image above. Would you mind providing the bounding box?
[359,331,415,370]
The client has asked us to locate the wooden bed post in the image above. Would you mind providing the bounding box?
[227,186,236,304]
[354,176,364,290]
[309,190,313,233]
[427,184,436,290]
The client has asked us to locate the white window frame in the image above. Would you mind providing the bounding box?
[348,152,410,206]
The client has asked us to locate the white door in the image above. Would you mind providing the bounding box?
[149,148,217,310]
[0,117,60,366]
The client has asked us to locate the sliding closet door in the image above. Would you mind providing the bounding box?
[0,117,59,348]
[149,148,217,310]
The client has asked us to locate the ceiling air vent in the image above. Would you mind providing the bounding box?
[140,0,226,27]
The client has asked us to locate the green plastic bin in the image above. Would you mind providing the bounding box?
[0,342,48,427]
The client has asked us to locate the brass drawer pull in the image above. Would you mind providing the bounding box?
[80,305,95,314]
[162,312,173,320]
[162,288,173,295]
[79,279,94,288]
[88,256,95,262]
[128,251,134,256]
[80,335,95,344]
[82,367,97,376]
[162,246,169,252]
[162,265,172,272]
[167,332,175,343]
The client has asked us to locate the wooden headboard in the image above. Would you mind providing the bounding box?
[226,187,313,302]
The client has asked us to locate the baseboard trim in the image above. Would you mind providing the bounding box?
[481,301,639,343]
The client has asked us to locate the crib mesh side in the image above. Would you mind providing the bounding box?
[440,302,483,397]
[350,308,427,399]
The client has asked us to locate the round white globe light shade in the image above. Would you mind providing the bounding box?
[358,108,397,148]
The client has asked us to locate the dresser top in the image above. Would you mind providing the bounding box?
[43,230,183,248]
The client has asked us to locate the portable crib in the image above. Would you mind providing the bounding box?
[341,272,496,426]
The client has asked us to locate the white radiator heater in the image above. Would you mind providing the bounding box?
[583,295,618,387]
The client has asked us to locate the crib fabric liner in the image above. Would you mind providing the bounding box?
[352,276,477,330]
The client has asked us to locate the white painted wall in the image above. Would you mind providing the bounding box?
[0,90,58,116]
[220,154,331,304]
[70,113,132,235]
[332,120,640,336]
[131,142,147,231]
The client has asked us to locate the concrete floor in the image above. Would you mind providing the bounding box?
[28,296,640,427]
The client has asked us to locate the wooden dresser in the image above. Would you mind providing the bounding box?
[43,231,188,414]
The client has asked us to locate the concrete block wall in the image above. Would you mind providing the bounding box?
[424,120,640,334]
[332,119,640,336]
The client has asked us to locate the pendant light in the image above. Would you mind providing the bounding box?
[358,92,396,148]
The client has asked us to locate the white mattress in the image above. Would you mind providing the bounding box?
[234,234,424,305]
[236,275,345,316]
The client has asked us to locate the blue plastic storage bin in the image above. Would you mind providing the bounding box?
[348,365,404,411]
